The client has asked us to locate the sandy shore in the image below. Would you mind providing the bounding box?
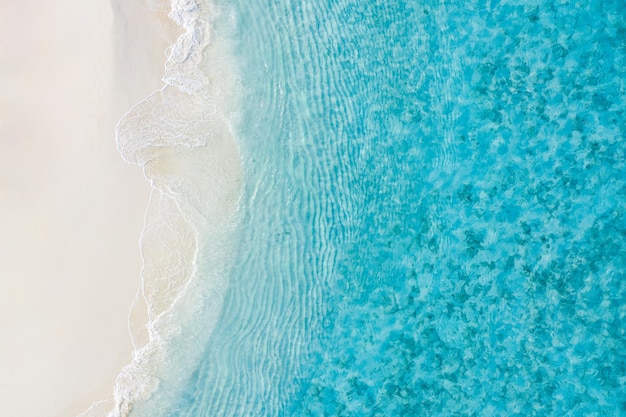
[0,1,177,416]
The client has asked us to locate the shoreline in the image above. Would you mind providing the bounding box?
[103,1,244,414]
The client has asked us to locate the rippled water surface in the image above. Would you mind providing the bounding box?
[154,0,626,415]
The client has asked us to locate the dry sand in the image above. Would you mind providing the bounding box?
[0,1,178,416]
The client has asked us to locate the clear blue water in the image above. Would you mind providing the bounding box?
[141,0,626,415]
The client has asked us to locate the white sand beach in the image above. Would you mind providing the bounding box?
[0,1,177,416]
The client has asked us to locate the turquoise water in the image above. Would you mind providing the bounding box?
[125,0,626,416]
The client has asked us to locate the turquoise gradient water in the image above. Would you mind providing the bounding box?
[138,0,626,415]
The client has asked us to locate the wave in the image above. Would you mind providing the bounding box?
[77,1,242,416]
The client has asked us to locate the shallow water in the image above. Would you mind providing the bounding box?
[119,0,626,416]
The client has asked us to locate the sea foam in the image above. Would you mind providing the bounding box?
[78,1,242,416]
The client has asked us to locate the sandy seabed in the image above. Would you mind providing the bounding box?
[0,1,178,416]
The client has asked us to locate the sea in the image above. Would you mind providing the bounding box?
[98,0,626,415]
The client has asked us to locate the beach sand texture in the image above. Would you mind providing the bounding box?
[0,1,176,416]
